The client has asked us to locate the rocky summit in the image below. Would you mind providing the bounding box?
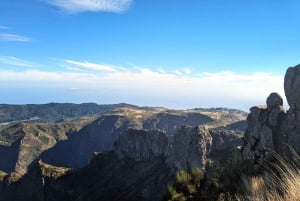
[240,64,300,164]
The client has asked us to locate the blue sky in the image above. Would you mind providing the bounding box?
[0,0,299,110]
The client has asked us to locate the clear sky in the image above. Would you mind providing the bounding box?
[0,0,299,111]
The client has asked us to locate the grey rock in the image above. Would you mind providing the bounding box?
[209,128,241,151]
[114,129,168,161]
[266,92,283,109]
[167,125,212,170]
[241,93,285,163]
[114,125,216,170]
[268,105,285,127]
[284,65,300,109]
[114,125,243,171]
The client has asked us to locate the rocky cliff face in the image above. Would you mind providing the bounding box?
[114,129,169,161]
[168,126,212,170]
[114,125,240,171]
[240,64,300,164]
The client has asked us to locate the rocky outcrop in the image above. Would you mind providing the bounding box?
[210,128,242,152]
[168,125,212,170]
[114,126,213,170]
[114,129,168,161]
[114,126,211,170]
[114,125,241,171]
[240,64,300,164]
[241,98,285,163]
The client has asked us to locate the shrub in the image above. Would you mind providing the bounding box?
[162,168,204,201]
[239,151,300,201]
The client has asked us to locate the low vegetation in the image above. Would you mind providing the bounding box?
[165,150,300,201]
[162,158,257,201]
[162,168,205,201]
[237,151,300,201]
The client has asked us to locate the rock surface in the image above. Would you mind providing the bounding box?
[210,128,241,152]
[114,129,168,161]
[284,65,300,110]
[168,125,212,170]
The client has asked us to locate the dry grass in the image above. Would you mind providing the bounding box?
[239,150,300,201]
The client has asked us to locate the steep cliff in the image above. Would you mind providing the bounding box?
[114,126,241,171]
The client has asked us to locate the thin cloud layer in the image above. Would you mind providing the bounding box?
[65,60,118,72]
[0,62,285,110]
[0,56,35,67]
[44,0,133,13]
[0,33,31,42]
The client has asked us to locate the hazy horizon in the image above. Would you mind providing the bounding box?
[0,0,297,111]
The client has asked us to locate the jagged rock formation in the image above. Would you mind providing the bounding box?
[114,126,241,171]
[168,126,212,170]
[114,126,212,170]
[240,64,300,163]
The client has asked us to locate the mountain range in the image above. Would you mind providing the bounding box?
[0,103,247,201]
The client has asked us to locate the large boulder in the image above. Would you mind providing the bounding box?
[266,92,283,109]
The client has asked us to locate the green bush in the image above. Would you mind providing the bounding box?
[162,168,204,201]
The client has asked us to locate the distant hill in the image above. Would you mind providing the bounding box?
[0,116,95,174]
[0,103,137,123]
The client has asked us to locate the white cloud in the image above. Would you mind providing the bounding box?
[0,56,35,67]
[0,33,31,42]
[65,60,118,72]
[0,66,285,110]
[44,0,133,13]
